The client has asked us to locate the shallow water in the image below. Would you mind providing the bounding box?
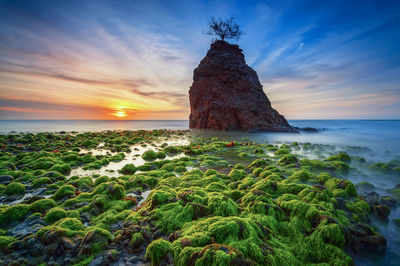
[69,137,190,179]
[2,119,399,159]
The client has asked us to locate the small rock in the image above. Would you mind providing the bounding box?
[380,196,397,207]
[127,256,139,264]
[365,191,380,204]
[88,256,103,266]
[374,204,390,218]
[104,249,120,262]
[180,238,192,248]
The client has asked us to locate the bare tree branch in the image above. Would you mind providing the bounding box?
[207,17,242,42]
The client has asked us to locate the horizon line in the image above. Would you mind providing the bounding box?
[1,119,400,121]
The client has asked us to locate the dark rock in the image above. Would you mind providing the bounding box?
[25,195,45,204]
[168,231,181,242]
[189,40,296,132]
[365,191,380,204]
[77,230,110,256]
[380,196,397,207]
[4,195,21,203]
[9,217,45,238]
[346,223,386,253]
[0,175,13,184]
[127,255,139,264]
[130,235,144,249]
[44,243,58,256]
[180,238,192,248]
[297,127,321,133]
[374,204,390,218]
[88,256,103,266]
[361,235,387,251]
[104,249,120,262]
[39,229,66,245]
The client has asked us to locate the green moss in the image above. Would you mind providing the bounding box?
[0,204,30,225]
[153,202,194,233]
[164,146,181,154]
[120,163,136,174]
[5,182,25,195]
[30,199,56,213]
[279,154,298,166]
[228,169,246,181]
[83,161,104,170]
[31,157,56,170]
[49,163,71,175]
[288,170,311,182]
[0,235,17,249]
[32,177,52,187]
[130,232,144,248]
[111,153,125,161]
[253,148,264,154]
[148,185,176,207]
[208,194,239,216]
[325,178,357,198]
[38,217,86,238]
[142,150,158,160]
[44,207,68,223]
[145,238,171,266]
[274,148,291,156]
[94,176,109,186]
[54,184,75,200]
[76,177,93,188]
[157,151,167,159]
[346,199,370,214]
[355,181,375,191]
[107,183,126,200]
[326,153,351,163]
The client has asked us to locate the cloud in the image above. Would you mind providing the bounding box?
[0,0,399,119]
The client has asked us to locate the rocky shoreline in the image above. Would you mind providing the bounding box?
[0,130,399,265]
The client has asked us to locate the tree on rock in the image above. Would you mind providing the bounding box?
[207,17,242,42]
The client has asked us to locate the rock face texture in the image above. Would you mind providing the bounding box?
[189,40,295,132]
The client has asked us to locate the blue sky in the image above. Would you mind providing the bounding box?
[0,0,399,119]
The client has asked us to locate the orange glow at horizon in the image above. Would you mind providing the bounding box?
[112,107,128,118]
[115,111,127,117]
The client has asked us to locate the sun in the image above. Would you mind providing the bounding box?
[115,111,127,118]
[112,106,128,118]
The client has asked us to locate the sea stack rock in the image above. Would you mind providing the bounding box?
[189,40,296,132]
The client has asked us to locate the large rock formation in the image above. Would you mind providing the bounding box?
[189,40,296,132]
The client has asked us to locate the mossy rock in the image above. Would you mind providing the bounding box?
[44,207,68,223]
[30,199,56,213]
[32,177,52,188]
[54,184,75,200]
[5,182,25,195]
[145,238,171,266]
[142,150,158,161]
[355,181,375,191]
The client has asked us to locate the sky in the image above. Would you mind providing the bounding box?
[0,0,399,120]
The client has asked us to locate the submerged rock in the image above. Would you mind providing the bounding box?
[189,40,296,132]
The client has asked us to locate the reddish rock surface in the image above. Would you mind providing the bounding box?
[189,40,296,132]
